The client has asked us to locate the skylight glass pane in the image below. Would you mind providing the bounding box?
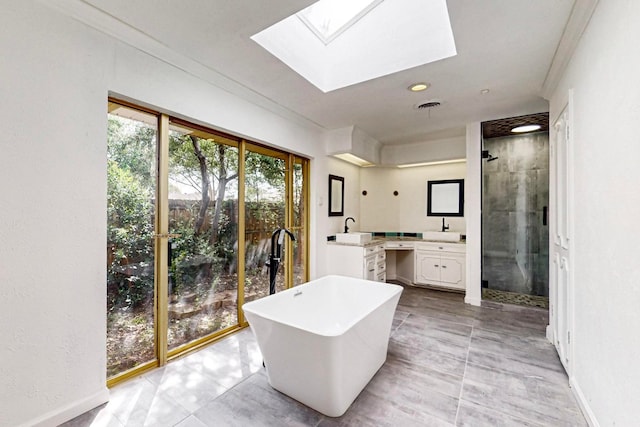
[252,0,456,92]
[297,0,384,44]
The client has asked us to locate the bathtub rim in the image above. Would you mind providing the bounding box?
[242,275,403,338]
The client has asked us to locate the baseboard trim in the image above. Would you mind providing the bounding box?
[464,295,481,306]
[20,387,110,427]
[570,377,599,427]
[395,276,413,286]
[546,324,554,343]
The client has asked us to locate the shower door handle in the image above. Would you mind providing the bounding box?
[543,206,548,226]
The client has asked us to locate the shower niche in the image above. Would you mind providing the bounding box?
[481,113,550,304]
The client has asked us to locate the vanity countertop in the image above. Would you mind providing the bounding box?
[327,235,466,247]
[327,239,386,247]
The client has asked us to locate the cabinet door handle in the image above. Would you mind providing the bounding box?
[442,265,447,268]
[434,264,439,267]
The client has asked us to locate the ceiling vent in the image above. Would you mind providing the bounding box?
[414,100,442,110]
[416,101,440,110]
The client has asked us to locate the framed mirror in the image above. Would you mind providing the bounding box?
[328,174,344,217]
[427,179,464,216]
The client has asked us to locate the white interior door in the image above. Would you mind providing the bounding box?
[550,94,574,375]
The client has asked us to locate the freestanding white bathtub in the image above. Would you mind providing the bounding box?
[242,275,402,417]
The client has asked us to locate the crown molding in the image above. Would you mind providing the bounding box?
[541,0,600,99]
[38,0,325,132]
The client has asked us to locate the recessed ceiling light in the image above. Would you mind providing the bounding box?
[480,89,490,95]
[409,83,430,92]
[511,124,542,133]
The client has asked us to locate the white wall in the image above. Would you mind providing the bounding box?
[325,126,382,164]
[381,136,466,166]
[549,0,640,424]
[0,2,328,426]
[0,4,111,426]
[359,163,466,232]
[325,158,361,235]
[464,123,482,306]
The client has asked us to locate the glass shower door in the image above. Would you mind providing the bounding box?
[482,131,549,305]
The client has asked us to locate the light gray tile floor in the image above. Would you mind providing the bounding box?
[62,284,586,426]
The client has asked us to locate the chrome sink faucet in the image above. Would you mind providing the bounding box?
[441,217,449,232]
[344,217,355,233]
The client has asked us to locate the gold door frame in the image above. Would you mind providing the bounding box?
[107,98,310,386]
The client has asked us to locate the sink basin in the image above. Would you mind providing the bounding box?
[421,231,461,242]
[335,232,372,245]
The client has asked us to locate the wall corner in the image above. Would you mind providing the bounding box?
[464,122,482,306]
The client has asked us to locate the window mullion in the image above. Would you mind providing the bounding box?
[155,113,170,366]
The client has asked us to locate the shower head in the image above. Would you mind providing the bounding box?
[482,150,499,162]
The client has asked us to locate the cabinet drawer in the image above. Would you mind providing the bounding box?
[416,242,465,253]
[365,245,378,256]
[385,241,415,250]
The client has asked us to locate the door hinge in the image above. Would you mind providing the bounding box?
[567,331,571,344]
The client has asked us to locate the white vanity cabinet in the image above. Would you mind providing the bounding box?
[414,242,466,290]
[327,242,386,282]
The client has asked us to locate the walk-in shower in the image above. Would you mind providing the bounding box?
[481,113,550,307]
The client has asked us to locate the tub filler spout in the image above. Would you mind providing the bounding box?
[266,228,295,295]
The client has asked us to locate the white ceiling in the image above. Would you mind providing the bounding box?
[81,0,578,145]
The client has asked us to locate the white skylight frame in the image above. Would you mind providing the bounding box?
[251,0,457,92]
[296,0,385,45]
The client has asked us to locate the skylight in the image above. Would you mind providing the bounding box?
[251,0,457,92]
[297,0,384,45]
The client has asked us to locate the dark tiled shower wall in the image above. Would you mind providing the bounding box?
[482,132,549,297]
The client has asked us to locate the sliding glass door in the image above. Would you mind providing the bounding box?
[291,157,309,286]
[243,148,287,302]
[106,99,309,384]
[167,120,240,353]
[106,102,158,378]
